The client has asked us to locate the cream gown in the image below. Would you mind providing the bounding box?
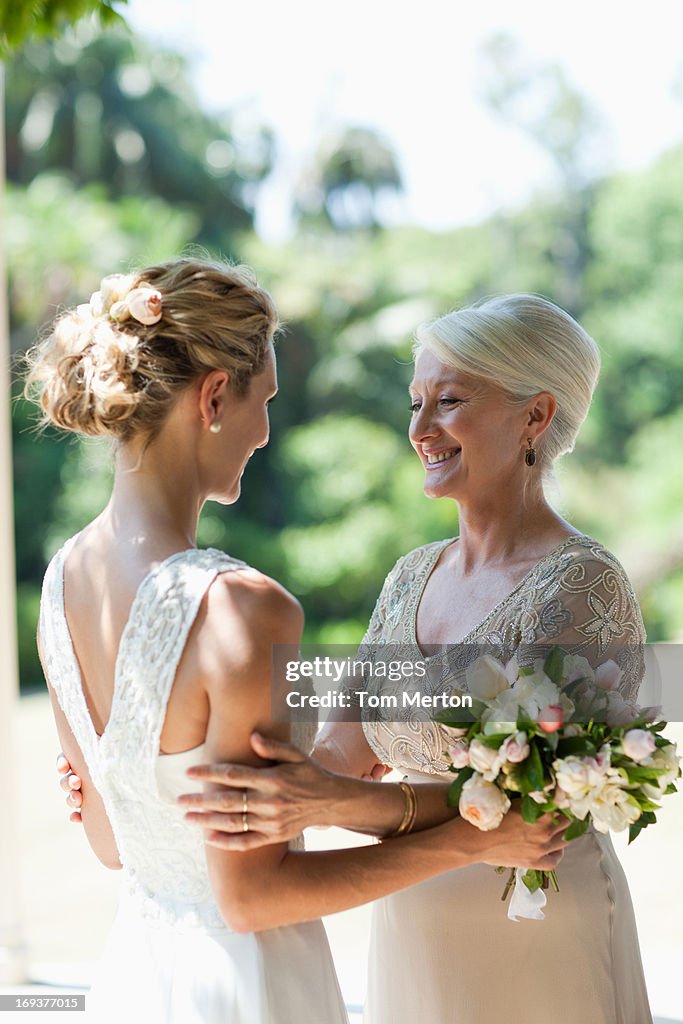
[39,540,348,1024]
[357,535,653,1024]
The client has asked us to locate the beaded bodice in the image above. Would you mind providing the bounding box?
[357,535,647,777]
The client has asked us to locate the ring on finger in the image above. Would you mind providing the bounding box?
[242,789,249,832]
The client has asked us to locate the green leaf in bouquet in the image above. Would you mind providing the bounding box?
[521,795,545,823]
[518,664,536,677]
[632,794,661,812]
[628,810,657,844]
[475,732,509,749]
[522,869,543,893]
[543,646,565,685]
[556,735,597,758]
[665,782,678,795]
[433,709,475,727]
[447,766,474,808]
[620,764,669,784]
[502,766,524,792]
[518,744,545,794]
[562,817,589,841]
[542,731,560,753]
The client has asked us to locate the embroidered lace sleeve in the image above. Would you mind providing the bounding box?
[515,546,647,703]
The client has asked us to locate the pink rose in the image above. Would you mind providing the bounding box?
[459,774,511,831]
[538,704,564,733]
[622,729,656,763]
[595,660,624,692]
[127,287,163,325]
[468,738,503,781]
[447,739,470,769]
[499,731,530,764]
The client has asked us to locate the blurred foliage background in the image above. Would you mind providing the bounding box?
[6,19,683,689]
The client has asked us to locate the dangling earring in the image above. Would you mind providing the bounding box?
[209,421,222,434]
[524,437,536,467]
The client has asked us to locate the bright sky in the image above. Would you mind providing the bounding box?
[126,0,683,240]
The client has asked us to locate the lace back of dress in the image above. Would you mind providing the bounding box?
[41,545,245,926]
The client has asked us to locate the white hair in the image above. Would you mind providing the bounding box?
[414,294,601,478]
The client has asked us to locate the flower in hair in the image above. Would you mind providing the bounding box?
[109,300,131,323]
[126,287,163,325]
[99,274,137,309]
[87,274,163,326]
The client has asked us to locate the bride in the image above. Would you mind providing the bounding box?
[32,259,565,1023]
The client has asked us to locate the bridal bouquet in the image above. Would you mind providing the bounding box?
[437,647,680,921]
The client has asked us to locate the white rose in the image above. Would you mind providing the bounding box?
[553,754,610,819]
[641,743,681,794]
[127,287,163,326]
[621,729,656,763]
[512,673,561,719]
[459,774,511,831]
[466,655,511,701]
[589,776,642,833]
[481,687,521,731]
[447,739,470,769]
[552,785,571,809]
[468,738,503,781]
[595,659,624,692]
[499,731,530,764]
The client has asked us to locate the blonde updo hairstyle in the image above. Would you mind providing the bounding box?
[25,257,279,444]
[414,294,600,481]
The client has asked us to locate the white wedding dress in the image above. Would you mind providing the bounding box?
[39,539,348,1024]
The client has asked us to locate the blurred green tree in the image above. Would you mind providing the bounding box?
[0,0,126,54]
[4,22,274,246]
[477,32,606,316]
[294,127,403,232]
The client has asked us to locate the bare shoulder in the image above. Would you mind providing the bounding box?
[193,567,303,685]
[210,566,303,635]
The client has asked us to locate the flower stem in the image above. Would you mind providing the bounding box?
[500,867,515,901]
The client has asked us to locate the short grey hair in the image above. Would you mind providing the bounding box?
[414,293,600,479]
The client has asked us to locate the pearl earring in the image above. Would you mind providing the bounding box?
[209,421,222,434]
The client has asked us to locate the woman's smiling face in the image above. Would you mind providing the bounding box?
[408,346,531,503]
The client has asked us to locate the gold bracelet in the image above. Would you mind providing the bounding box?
[388,781,417,838]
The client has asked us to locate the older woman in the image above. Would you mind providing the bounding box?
[60,293,651,1023]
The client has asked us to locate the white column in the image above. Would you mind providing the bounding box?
[0,62,28,986]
